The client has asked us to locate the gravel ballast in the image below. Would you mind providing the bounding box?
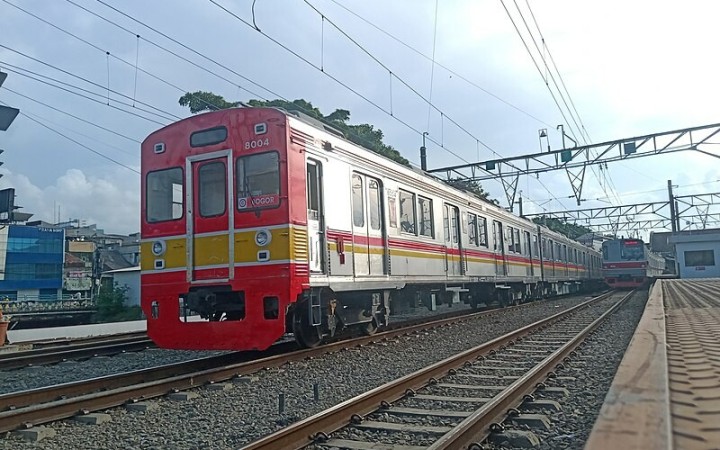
[1,295,599,449]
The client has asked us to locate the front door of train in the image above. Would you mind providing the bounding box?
[351,173,386,276]
[443,204,463,276]
[186,151,233,282]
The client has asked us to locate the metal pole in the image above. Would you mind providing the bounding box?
[668,180,677,232]
[420,132,428,171]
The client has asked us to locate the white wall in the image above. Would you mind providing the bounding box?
[675,241,720,278]
[113,271,141,306]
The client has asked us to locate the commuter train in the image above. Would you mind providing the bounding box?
[602,238,665,288]
[140,107,603,351]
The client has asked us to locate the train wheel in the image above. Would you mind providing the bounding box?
[293,312,322,348]
[361,318,379,336]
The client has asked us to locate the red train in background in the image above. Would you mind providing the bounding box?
[601,238,665,288]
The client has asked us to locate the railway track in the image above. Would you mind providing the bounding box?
[241,290,631,450]
[0,293,604,434]
[0,334,154,371]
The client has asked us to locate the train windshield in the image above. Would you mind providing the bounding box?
[146,167,183,222]
[236,151,280,210]
[621,240,644,260]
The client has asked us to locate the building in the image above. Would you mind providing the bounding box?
[101,266,140,306]
[0,225,65,300]
[669,229,720,278]
[63,240,95,298]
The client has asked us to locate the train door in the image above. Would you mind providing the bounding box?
[186,151,233,282]
[306,160,324,273]
[443,204,463,276]
[524,231,532,276]
[351,173,386,276]
[493,220,507,276]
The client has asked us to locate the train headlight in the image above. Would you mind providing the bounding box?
[255,229,272,247]
[151,240,167,256]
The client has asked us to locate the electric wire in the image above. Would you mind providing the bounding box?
[302,0,500,157]
[209,0,570,209]
[0,58,172,125]
[426,0,439,132]
[2,0,227,116]
[327,0,553,128]
[1,85,142,144]
[0,100,139,174]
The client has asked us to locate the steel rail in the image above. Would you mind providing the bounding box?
[239,290,619,450]
[0,337,154,370]
[0,293,577,433]
[20,331,148,349]
[429,289,635,449]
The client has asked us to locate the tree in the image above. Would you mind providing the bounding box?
[94,283,142,322]
[532,216,593,240]
[179,91,242,113]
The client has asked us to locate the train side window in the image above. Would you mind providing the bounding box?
[146,167,183,222]
[514,229,521,254]
[417,196,434,237]
[388,194,397,229]
[533,235,539,258]
[524,231,531,257]
[478,217,488,247]
[352,174,364,227]
[399,190,416,234]
[236,151,280,210]
[368,179,381,231]
[467,213,478,246]
[198,161,226,217]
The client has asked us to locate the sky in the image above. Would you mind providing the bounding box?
[0,0,719,236]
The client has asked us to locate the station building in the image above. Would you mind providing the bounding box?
[0,225,65,300]
[669,229,720,278]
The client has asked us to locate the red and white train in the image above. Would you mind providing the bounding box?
[602,238,665,288]
[140,107,603,351]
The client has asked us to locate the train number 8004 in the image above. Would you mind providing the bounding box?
[244,138,270,150]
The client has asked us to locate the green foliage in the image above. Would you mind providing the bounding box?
[444,178,498,205]
[94,283,142,323]
[532,216,593,240]
[179,91,242,113]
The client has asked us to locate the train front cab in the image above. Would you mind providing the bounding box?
[141,108,306,350]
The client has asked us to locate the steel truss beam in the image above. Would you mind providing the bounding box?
[523,191,720,236]
[429,122,720,207]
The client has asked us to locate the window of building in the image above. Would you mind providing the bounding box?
[198,161,226,217]
[399,190,416,234]
[467,213,478,246]
[352,175,364,227]
[417,196,433,237]
[146,167,183,222]
[236,151,280,209]
[685,250,715,266]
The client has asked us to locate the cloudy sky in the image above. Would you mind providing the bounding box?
[0,0,718,236]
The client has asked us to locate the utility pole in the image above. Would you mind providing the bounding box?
[420,132,428,171]
[515,194,524,217]
[668,180,677,232]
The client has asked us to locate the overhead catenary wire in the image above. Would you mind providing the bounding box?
[0,86,142,144]
[0,100,139,174]
[327,0,553,128]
